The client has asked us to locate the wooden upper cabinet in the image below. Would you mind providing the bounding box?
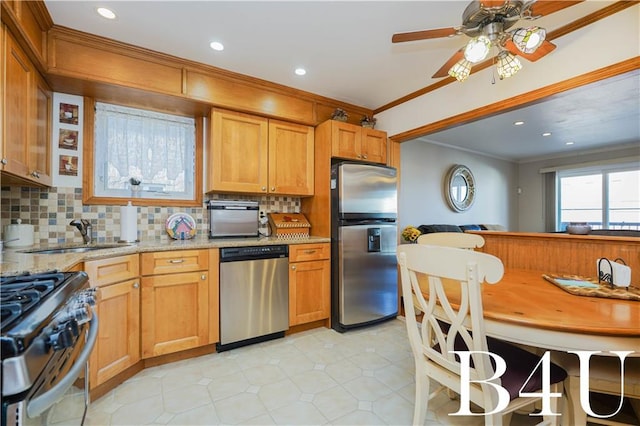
[30,71,52,185]
[268,119,314,196]
[361,128,388,165]
[1,27,52,186]
[329,120,387,164]
[2,28,32,178]
[208,109,269,193]
[207,109,314,196]
[331,121,361,161]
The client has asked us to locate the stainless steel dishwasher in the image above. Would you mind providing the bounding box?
[218,245,289,351]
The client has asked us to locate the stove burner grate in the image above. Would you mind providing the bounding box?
[0,272,64,330]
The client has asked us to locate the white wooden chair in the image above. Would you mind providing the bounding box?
[417,232,485,249]
[551,351,640,425]
[397,244,567,426]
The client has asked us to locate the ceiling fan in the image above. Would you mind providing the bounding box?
[392,0,582,81]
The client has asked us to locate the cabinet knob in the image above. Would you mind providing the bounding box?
[271,187,276,191]
[1,158,7,165]
[291,265,296,270]
[363,155,368,159]
[201,274,206,280]
[261,186,267,191]
[133,282,140,289]
[30,171,41,179]
[356,154,362,159]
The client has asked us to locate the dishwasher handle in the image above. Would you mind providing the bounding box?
[220,245,288,262]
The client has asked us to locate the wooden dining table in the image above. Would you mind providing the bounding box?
[432,269,640,355]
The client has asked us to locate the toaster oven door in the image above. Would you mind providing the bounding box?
[209,208,258,238]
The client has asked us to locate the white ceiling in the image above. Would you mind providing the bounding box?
[43,1,639,162]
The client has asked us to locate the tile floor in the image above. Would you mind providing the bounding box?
[50,318,546,425]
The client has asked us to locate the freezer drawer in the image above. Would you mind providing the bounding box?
[336,223,398,328]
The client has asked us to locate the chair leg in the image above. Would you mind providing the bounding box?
[563,375,586,426]
[413,364,430,426]
[542,382,562,426]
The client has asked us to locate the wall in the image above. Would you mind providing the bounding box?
[0,186,301,245]
[399,140,518,232]
[517,145,640,232]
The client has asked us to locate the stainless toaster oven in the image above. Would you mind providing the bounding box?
[208,200,259,238]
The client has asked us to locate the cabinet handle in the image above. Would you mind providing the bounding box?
[201,274,206,280]
[30,171,41,179]
[1,158,7,165]
[133,282,139,289]
[304,250,316,254]
[168,259,185,264]
[291,265,297,270]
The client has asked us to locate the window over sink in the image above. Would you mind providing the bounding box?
[84,99,203,206]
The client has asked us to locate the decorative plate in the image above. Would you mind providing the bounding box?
[166,213,197,240]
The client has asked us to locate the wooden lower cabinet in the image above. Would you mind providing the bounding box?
[90,278,140,388]
[288,243,331,325]
[85,255,140,389]
[140,250,210,358]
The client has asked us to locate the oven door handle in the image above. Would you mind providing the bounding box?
[27,308,99,418]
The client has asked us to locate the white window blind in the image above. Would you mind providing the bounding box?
[94,102,196,200]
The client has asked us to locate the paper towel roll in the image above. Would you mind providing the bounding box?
[120,202,138,242]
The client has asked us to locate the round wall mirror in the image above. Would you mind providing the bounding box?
[444,164,476,212]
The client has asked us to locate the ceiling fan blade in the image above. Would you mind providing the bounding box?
[480,0,511,7]
[528,0,584,17]
[432,48,465,79]
[505,39,556,62]
[392,27,459,43]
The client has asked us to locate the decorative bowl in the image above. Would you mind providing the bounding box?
[566,222,591,235]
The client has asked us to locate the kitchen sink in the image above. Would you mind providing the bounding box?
[21,244,131,255]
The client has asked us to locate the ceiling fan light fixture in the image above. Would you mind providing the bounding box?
[463,35,491,63]
[512,26,546,54]
[448,59,473,82]
[496,51,522,79]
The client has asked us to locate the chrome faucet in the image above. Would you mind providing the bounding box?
[70,219,92,244]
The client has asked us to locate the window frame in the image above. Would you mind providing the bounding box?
[83,97,203,207]
[556,162,639,231]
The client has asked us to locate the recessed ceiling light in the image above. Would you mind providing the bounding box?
[513,121,524,126]
[294,68,307,76]
[565,141,575,146]
[209,41,224,51]
[542,132,552,137]
[97,7,116,19]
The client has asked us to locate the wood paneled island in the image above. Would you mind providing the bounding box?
[470,231,640,285]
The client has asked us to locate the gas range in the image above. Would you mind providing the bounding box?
[1,271,97,425]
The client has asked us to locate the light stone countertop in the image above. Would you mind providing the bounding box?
[0,236,331,276]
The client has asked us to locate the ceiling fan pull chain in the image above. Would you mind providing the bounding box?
[491,56,496,85]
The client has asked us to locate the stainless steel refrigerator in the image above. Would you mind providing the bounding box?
[331,161,398,332]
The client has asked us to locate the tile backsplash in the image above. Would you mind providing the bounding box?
[0,186,301,245]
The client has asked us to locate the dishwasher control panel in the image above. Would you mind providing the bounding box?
[220,245,288,262]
